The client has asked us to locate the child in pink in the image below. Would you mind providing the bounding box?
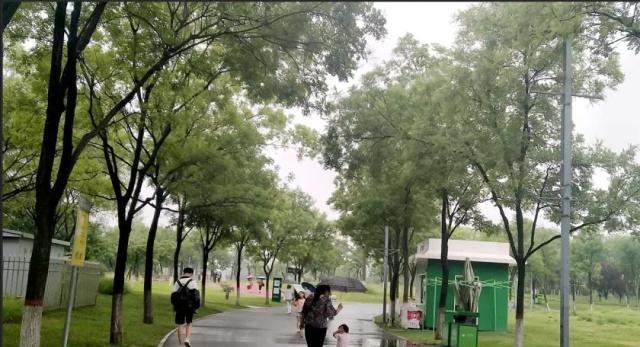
[292,291,306,337]
[333,324,349,347]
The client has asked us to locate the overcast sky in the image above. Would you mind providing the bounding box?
[266,2,640,224]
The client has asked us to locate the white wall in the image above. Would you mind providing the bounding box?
[2,238,67,259]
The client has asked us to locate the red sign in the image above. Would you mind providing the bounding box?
[407,310,422,321]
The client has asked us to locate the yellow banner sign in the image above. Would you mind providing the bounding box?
[71,206,90,267]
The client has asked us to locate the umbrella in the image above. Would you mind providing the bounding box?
[317,277,367,293]
[465,259,482,313]
[301,282,316,293]
[453,258,482,313]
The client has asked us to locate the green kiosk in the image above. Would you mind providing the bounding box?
[272,277,283,302]
[415,238,516,341]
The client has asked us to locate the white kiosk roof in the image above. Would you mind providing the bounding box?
[415,238,516,265]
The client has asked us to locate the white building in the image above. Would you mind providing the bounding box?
[2,229,70,259]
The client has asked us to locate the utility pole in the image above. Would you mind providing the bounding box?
[383,226,389,324]
[530,37,602,347]
[560,38,572,347]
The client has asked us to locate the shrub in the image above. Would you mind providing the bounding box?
[3,296,23,323]
[98,277,131,295]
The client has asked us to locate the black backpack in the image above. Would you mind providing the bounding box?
[171,279,195,309]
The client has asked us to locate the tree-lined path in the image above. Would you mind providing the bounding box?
[160,304,404,347]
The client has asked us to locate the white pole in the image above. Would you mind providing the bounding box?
[62,266,79,347]
[433,279,437,330]
[494,280,497,330]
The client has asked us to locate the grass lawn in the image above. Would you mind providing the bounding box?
[3,279,278,347]
[376,295,640,347]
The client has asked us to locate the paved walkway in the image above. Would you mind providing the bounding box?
[161,303,410,347]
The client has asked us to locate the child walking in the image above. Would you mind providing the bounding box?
[333,324,349,347]
[292,291,306,337]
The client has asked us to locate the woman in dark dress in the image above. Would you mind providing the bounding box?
[302,285,343,347]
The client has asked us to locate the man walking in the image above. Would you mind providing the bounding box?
[171,267,201,347]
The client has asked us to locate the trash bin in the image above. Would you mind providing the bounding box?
[444,311,478,347]
[400,303,423,329]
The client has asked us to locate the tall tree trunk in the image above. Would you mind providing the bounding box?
[402,226,410,303]
[263,261,271,305]
[435,191,449,340]
[514,259,526,347]
[588,272,593,305]
[201,250,209,308]
[390,228,401,326]
[173,206,186,282]
[2,2,21,33]
[235,245,242,306]
[265,273,271,305]
[143,189,164,324]
[409,264,416,300]
[20,208,56,347]
[513,198,526,347]
[362,252,368,282]
[110,225,132,344]
[20,5,70,346]
[401,187,411,303]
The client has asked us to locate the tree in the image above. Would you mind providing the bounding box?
[194,216,228,308]
[11,4,107,344]
[323,36,445,324]
[7,3,384,344]
[232,225,256,307]
[596,262,626,302]
[609,235,640,306]
[1,2,20,33]
[585,2,640,54]
[283,208,333,283]
[450,4,638,346]
[90,52,222,329]
[527,228,561,306]
[329,172,426,325]
[247,188,303,305]
[572,229,604,306]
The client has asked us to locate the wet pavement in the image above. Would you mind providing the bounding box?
[160,303,410,347]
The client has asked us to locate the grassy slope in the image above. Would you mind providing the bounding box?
[3,280,276,347]
[377,295,640,347]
